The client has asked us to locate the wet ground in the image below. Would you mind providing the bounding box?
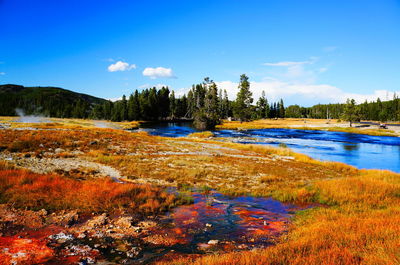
[0,191,305,264]
[138,122,400,172]
[154,191,302,253]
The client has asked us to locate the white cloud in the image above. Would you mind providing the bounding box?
[263,61,309,67]
[213,80,399,105]
[263,57,318,67]
[143,67,175,79]
[263,57,320,84]
[107,97,122,102]
[139,83,168,89]
[0,72,5,75]
[176,79,399,107]
[177,54,395,106]
[107,61,136,72]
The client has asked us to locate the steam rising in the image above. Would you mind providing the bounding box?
[15,108,48,123]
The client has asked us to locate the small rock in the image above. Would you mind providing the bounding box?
[126,246,142,258]
[137,220,157,228]
[38,209,47,216]
[55,148,65,154]
[207,239,219,245]
[115,216,133,229]
[49,232,74,244]
[86,213,108,228]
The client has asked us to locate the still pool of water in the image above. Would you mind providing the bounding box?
[137,122,400,173]
[149,191,303,255]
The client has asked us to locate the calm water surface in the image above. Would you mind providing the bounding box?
[138,122,400,173]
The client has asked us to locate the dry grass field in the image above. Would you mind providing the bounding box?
[217,118,399,137]
[0,119,399,264]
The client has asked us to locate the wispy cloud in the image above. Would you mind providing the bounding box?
[263,57,318,67]
[0,72,5,75]
[263,61,309,67]
[210,80,399,106]
[107,61,136,72]
[319,67,328,73]
[138,83,168,89]
[142,67,176,79]
[323,46,338,52]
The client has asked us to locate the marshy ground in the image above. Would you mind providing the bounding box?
[0,118,399,264]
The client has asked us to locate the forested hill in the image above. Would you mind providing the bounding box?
[1,79,398,124]
[0,84,107,117]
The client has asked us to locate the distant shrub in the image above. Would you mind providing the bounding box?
[188,131,214,138]
[278,142,288,148]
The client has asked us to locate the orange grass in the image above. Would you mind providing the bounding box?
[156,169,400,265]
[2,124,400,264]
[0,168,179,213]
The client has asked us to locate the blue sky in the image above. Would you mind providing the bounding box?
[1,0,399,106]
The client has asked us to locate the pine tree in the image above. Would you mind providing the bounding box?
[169,91,176,119]
[256,91,268,119]
[278,99,285,118]
[233,74,253,121]
[342,99,360,127]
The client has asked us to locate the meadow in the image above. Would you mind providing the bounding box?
[0,120,399,264]
[217,118,399,137]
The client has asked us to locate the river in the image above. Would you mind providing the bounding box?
[138,121,400,173]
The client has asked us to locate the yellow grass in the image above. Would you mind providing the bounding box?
[157,170,400,265]
[1,120,400,264]
[188,131,214,138]
[217,118,399,137]
[0,117,140,130]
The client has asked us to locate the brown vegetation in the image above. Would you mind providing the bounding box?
[1,122,400,264]
[0,167,180,214]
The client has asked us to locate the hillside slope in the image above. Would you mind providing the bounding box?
[0,84,107,117]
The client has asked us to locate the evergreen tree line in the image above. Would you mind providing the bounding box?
[92,75,287,127]
[284,95,400,122]
[5,81,398,124]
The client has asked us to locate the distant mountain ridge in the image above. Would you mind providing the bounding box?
[0,84,107,117]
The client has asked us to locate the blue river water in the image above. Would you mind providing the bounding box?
[137,122,400,173]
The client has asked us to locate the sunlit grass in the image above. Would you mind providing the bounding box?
[188,131,214,138]
[0,167,183,213]
[2,122,400,264]
[217,118,398,137]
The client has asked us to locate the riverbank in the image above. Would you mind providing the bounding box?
[217,118,400,137]
[0,116,140,130]
[0,122,399,264]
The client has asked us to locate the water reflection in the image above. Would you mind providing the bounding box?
[136,124,400,172]
[342,143,359,151]
[153,191,303,253]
